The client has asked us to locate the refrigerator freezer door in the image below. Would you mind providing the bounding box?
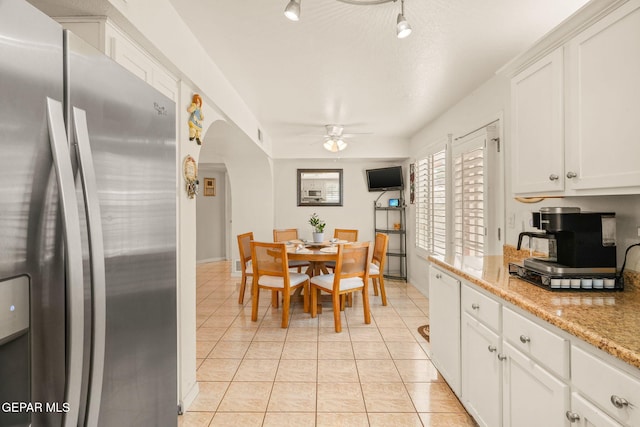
[0,1,67,426]
[65,32,177,426]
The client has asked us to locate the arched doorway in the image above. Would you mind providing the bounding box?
[197,119,274,271]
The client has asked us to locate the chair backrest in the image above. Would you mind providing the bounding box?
[273,228,298,242]
[372,233,389,269]
[334,228,358,242]
[333,242,370,282]
[251,241,289,279]
[237,232,254,267]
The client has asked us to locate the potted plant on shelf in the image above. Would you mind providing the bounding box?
[309,213,326,243]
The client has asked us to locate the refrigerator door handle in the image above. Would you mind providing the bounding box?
[72,107,106,426]
[46,98,84,427]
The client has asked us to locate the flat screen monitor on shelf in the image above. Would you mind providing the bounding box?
[366,166,404,192]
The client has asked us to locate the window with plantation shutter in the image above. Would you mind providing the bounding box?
[453,131,486,257]
[416,148,446,256]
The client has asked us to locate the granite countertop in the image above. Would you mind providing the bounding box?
[428,249,640,371]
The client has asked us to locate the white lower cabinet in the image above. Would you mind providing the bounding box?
[428,266,461,396]
[461,312,501,427]
[567,393,623,427]
[502,341,570,427]
[430,262,640,427]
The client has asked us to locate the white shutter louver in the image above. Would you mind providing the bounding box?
[453,134,485,257]
[416,148,446,255]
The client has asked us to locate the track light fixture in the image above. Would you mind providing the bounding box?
[284,0,412,39]
[284,0,301,21]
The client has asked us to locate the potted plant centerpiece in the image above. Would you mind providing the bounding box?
[309,213,326,243]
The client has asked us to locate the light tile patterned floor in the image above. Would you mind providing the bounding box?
[179,261,477,427]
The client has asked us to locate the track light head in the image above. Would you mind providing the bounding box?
[396,13,412,39]
[284,0,301,21]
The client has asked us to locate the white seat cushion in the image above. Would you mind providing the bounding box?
[310,274,365,291]
[369,263,379,275]
[288,260,310,267]
[258,272,309,288]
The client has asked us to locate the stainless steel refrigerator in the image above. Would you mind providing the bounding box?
[0,1,177,426]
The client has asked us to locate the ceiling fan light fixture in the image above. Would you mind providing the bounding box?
[284,0,301,21]
[323,138,347,152]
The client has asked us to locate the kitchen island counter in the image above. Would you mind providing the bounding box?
[428,250,640,370]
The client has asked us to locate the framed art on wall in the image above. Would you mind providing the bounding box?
[203,177,216,196]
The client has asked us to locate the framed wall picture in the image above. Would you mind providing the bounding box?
[203,177,216,196]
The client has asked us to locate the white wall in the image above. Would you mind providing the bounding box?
[408,74,640,296]
[273,159,407,244]
[196,166,226,262]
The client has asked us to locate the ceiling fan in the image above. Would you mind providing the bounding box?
[321,124,370,152]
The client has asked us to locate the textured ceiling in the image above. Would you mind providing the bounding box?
[167,0,589,157]
[29,0,591,157]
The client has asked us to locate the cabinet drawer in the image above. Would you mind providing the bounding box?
[572,345,640,426]
[502,307,568,378]
[461,283,500,331]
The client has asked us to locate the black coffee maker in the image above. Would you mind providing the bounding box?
[518,207,617,275]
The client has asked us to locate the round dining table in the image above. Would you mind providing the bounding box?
[286,242,339,277]
[286,241,345,313]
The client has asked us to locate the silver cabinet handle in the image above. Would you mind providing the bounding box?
[566,171,578,179]
[435,274,442,279]
[519,335,531,344]
[488,345,497,353]
[565,411,581,423]
[611,395,630,409]
[471,303,480,310]
[497,353,507,361]
[47,98,84,427]
[72,107,106,426]
[549,174,559,181]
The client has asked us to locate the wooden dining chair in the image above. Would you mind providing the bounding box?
[273,228,310,273]
[310,242,371,332]
[333,228,358,242]
[250,241,310,328]
[326,228,359,272]
[236,232,254,304]
[370,233,389,305]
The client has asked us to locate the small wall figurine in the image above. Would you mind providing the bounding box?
[187,93,204,145]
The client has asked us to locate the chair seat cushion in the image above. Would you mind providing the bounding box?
[245,260,253,274]
[258,272,309,288]
[288,260,310,268]
[369,263,380,275]
[310,274,365,291]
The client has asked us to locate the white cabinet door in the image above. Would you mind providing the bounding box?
[568,393,623,427]
[428,266,461,396]
[502,342,569,427]
[461,313,501,427]
[565,0,640,193]
[511,47,564,194]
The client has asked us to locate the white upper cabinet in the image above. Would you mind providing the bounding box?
[511,48,564,194]
[509,0,640,196]
[565,0,640,193]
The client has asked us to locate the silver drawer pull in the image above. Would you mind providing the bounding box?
[435,274,442,279]
[565,411,580,423]
[566,171,578,179]
[519,335,531,344]
[487,345,497,353]
[611,395,629,409]
[471,303,480,310]
[497,353,507,361]
[549,174,559,181]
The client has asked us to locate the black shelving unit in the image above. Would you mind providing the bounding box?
[374,196,407,281]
